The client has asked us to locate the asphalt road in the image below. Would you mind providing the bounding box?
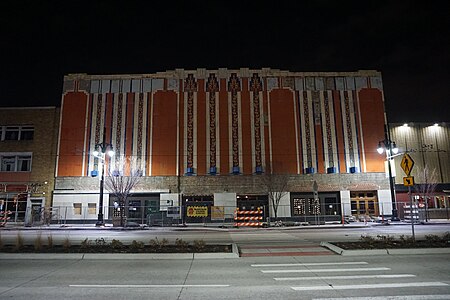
[1,224,449,246]
[1,254,449,299]
[1,224,450,299]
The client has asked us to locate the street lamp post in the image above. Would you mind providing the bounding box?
[93,128,114,226]
[377,139,399,221]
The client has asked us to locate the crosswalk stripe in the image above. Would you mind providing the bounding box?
[292,282,448,291]
[274,274,416,281]
[313,295,450,300]
[262,267,390,273]
[251,262,368,267]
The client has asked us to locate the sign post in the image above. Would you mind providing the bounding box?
[313,181,320,226]
[401,153,416,241]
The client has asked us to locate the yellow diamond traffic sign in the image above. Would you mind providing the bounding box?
[403,176,414,186]
[400,153,414,176]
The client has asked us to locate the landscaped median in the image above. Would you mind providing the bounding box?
[0,248,240,260]
[321,233,450,256]
[0,234,239,259]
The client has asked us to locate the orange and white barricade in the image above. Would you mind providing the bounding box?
[234,208,263,227]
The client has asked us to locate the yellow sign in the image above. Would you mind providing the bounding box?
[186,206,208,217]
[403,176,415,186]
[400,153,414,176]
[211,206,225,220]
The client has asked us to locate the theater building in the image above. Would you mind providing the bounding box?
[53,68,392,224]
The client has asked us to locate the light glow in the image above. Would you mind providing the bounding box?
[392,143,399,154]
[377,142,384,154]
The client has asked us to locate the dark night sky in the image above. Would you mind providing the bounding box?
[1,0,449,122]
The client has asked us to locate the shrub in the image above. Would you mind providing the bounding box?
[95,238,107,246]
[193,240,206,252]
[376,234,395,246]
[129,240,145,252]
[359,235,376,244]
[175,238,189,251]
[34,232,43,251]
[110,239,124,250]
[80,238,91,251]
[149,238,169,250]
[62,237,71,251]
[424,234,442,244]
[15,232,24,251]
[399,234,415,246]
[47,234,53,248]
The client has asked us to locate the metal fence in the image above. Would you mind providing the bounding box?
[7,203,346,227]
[3,202,449,227]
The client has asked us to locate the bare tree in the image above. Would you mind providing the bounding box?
[262,174,290,219]
[104,157,142,226]
[414,166,439,222]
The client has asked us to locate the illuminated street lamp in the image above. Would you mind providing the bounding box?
[377,139,399,221]
[93,129,114,226]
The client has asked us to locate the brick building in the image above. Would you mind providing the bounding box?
[0,107,59,224]
[53,68,393,223]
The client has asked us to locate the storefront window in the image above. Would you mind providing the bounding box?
[436,196,447,208]
[292,198,306,215]
[73,203,82,215]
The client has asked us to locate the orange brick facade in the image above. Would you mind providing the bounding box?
[58,69,386,178]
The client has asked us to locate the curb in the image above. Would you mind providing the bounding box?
[320,241,450,256]
[0,243,240,260]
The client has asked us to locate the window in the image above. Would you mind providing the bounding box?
[88,203,96,214]
[20,127,34,140]
[73,203,82,215]
[1,156,15,171]
[0,153,32,172]
[1,126,34,141]
[17,156,31,171]
[293,198,306,215]
[4,127,19,140]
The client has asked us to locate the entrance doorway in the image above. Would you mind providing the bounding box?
[109,193,160,225]
[350,191,379,220]
[236,195,268,218]
[31,204,42,223]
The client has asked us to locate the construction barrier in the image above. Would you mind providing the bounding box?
[234,222,263,227]
[234,208,263,227]
[0,210,12,226]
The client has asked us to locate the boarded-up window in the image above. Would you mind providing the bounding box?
[88,203,96,214]
[73,203,82,215]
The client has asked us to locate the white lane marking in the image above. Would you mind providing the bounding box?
[262,267,390,273]
[70,284,230,288]
[251,262,368,267]
[313,295,450,300]
[292,282,448,291]
[274,274,416,281]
